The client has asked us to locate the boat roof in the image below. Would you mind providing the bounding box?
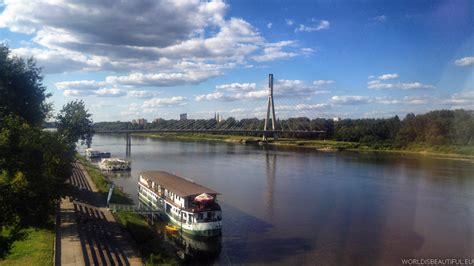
[140,171,219,198]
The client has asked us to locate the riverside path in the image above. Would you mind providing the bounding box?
[57,162,142,266]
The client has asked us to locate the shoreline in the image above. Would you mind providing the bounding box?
[133,133,474,162]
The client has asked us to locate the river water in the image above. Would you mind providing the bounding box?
[86,134,474,265]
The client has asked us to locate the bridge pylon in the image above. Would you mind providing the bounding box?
[263,73,277,140]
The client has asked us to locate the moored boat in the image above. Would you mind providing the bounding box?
[138,171,222,237]
[99,158,131,171]
[86,148,111,159]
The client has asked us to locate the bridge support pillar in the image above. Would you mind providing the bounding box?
[125,133,131,156]
[263,73,277,141]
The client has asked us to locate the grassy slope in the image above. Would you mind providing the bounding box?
[77,155,176,264]
[77,155,133,204]
[114,210,176,265]
[0,227,54,266]
[140,133,474,159]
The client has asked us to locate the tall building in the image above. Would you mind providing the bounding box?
[180,113,187,121]
[132,118,147,125]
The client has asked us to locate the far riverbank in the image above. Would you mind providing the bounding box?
[135,133,474,162]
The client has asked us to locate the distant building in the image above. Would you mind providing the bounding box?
[333,117,341,122]
[153,118,163,124]
[132,118,147,125]
[214,112,225,123]
[180,113,187,121]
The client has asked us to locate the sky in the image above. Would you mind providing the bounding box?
[0,0,473,122]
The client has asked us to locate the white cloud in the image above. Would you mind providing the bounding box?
[252,40,298,62]
[375,96,431,105]
[95,88,126,97]
[55,80,105,91]
[277,103,329,111]
[266,22,272,29]
[372,15,387,22]
[313,80,335,86]
[127,90,159,99]
[63,89,95,97]
[377,73,399,80]
[196,79,327,102]
[195,92,227,101]
[285,19,294,26]
[216,83,256,91]
[444,90,474,106]
[0,0,304,77]
[143,96,186,108]
[368,79,435,90]
[295,20,330,33]
[300,47,315,55]
[331,95,370,105]
[106,71,219,87]
[454,56,474,67]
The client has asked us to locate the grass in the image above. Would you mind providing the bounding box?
[77,155,177,264]
[76,155,133,204]
[114,210,176,265]
[0,227,54,266]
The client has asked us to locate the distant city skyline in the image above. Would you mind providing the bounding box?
[0,0,472,122]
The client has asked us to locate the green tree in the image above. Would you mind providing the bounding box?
[0,45,51,126]
[57,100,94,148]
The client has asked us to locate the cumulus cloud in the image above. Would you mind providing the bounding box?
[216,83,256,91]
[444,90,474,107]
[55,80,105,91]
[143,96,186,108]
[105,71,219,87]
[285,19,294,26]
[368,79,435,90]
[266,22,272,29]
[454,56,474,67]
[377,73,399,80]
[313,80,335,86]
[0,0,305,77]
[127,90,159,99]
[95,88,126,97]
[252,40,298,62]
[375,96,431,105]
[331,95,370,105]
[295,20,330,33]
[196,79,327,102]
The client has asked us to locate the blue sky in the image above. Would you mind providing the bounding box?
[0,0,472,121]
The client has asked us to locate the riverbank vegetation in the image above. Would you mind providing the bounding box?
[76,155,132,204]
[114,210,177,265]
[95,109,474,156]
[78,157,177,264]
[0,45,94,261]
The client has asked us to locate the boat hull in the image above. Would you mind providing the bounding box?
[138,193,222,237]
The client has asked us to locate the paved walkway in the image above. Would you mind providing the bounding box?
[58,163,142,266]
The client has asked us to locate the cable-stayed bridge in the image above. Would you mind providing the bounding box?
[95,74,325,155]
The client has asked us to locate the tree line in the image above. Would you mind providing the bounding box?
[0,45,93,256]
[94,109,474,148]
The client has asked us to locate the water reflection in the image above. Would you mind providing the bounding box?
[85,134,474,265]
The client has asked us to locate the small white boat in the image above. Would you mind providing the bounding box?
[99,158,131,171]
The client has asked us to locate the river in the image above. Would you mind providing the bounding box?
[85,134,474,265]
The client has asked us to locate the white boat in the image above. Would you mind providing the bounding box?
[137,171,222,237]
[86,148,101,158]
[86,148,111,159]
[99,158,131,171]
